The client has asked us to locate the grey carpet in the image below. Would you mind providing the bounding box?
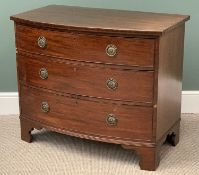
[0,114,198,175]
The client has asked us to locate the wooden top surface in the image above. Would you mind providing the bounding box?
[10,5,190,36]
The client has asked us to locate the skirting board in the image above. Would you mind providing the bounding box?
[0,91,199,115]
[0,93,19,115]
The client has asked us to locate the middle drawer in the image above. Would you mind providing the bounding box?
[17,53,154,103]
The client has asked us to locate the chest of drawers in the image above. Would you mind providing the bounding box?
[11,5,189,171]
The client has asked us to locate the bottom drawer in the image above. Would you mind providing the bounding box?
[20,85,153,140]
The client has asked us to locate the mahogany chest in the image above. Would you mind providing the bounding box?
[10,5,190,171]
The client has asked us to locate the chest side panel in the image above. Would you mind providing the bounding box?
[155,25,185,141]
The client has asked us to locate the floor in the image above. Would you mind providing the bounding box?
[0,114,198,175]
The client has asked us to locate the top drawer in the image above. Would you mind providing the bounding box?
[15,25,155,68]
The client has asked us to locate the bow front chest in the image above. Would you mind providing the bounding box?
[10,5,189,171]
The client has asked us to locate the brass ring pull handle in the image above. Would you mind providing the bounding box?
[106,78,118,90]
[106,114,118,126]
[39,68,48,80]
[38,36,47,48]
[106,44,117,57]
[41,102,50,113]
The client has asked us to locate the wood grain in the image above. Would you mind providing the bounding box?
[20,85,153,141]
[11,5,190,36]
[10,6,189,171]
[17,53,154,103]
[15,25,155,67]
[155,24,185,141]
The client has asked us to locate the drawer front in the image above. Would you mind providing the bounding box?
[17,54,154,103]
[16,25,155,67]
[20,85,153,140]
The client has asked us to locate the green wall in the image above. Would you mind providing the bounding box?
[0,0,198,91]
